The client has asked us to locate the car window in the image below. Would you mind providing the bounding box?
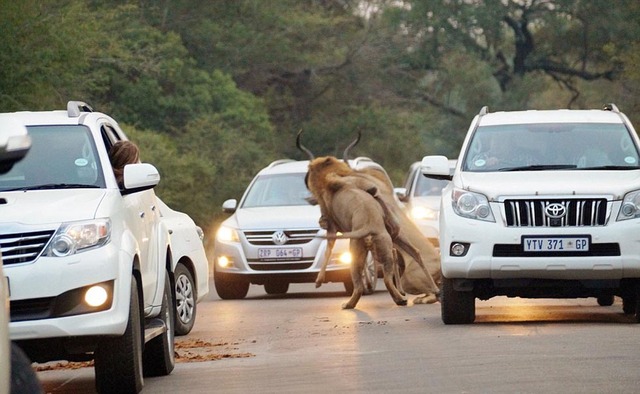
[463,122,640,172]
[242,173,311,208]
[413,173,448,197]
[0,125,106,191]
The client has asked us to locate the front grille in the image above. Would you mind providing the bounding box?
[10,297,56,321]
[0,230,54,265]
[504,199,608,227]
[243,228,319,246]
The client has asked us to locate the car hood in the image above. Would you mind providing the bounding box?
[225,205,321,230]
[408,196,441,210]
[0,189,105,224]
[457,170,640,199]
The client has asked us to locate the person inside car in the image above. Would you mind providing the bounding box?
[108,140,140,189]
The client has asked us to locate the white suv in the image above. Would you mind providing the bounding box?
[422,104,640,324]
[213,158,387,298]
[0,102,175,392]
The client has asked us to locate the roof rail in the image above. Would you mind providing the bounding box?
[267,159,295,168]
[352,156,373,166]
[478,106,489,116]
[603,103,620,113]
[67,101,94,117]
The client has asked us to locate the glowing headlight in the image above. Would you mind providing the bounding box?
[617,190,640,221]
[451,189,495,222]
[46,219,111,257]
[411,206,437,221]
[217,226,239,242]
[85,285,109,307]
[338,252,352,265]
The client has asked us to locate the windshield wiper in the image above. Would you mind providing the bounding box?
[11,183,101,191]
[499,164,578,172]
[578,165,640,170]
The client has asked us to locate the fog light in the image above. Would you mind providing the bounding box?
[450,242,469,257]
[217,256,232,268]
[338,252,352,265]
[85,285,108,307]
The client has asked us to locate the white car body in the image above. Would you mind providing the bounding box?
[157,197,209,335]
[423,104,640,324]
[396,160,455,250]
[0,102,176,391]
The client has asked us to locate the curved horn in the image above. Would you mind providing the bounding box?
[342,130,361,164]
[296,129,314,160]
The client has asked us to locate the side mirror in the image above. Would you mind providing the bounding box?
[421,155,453,181]
[394,187,408,202]
[0,119,32,175]
[222,199,237,213]
[121,163,161,195]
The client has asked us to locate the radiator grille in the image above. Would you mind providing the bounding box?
[0,230,54,265]
[243,229,319,246]
[504,199,608,227]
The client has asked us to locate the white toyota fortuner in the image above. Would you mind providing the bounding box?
[422,104,640,324]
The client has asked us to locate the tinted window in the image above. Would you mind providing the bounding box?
[242,173,311,208]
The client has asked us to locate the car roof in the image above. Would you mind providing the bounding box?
[479,109,623,126]
[257,157,388,176]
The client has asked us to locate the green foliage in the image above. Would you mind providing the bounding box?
[2,0,640,234]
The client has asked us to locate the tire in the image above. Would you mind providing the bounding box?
[362,252,377,295]
[95,275,144,394]
[264,281,289,295]
[214,268,249,300]
[597,295,614,306]
[440,276,475,325]
[622,285,640,323]
[143,273,176,377]
[174,263,196,336]
[10,343,42,394]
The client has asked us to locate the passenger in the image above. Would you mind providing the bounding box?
[108,140,140,189]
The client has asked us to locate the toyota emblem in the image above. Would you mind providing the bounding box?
[272,231,288,245]
[545,203,566,219]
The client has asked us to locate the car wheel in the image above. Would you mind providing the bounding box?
[95,275,144,393]
[264,281,289,295]
[174,263,196,336]
[10,343,42,394]
[143,272,176,377]
[597,295,614,306]
[214,268,249,300]
[622,285,640,323]
[441,276,475,325]
[362,252,377,295]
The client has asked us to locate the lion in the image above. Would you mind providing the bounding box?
[308,167,407,309]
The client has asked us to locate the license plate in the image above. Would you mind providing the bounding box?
[522,236,590,252]
[258,247,302,260]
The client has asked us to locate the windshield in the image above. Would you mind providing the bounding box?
[0,125,105,191]
[413,173,449,197]
[242,173,312,208]
[463,123,640,172]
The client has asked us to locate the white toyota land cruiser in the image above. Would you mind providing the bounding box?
[0,102,175,392]
[422,104,640,324]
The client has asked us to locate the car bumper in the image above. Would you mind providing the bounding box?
[7,245,132,340]
[213,238,352,284]
[440,204,640,281]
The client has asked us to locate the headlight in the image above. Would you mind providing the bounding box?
[617,190,640,221]
[45,219,111,257]
[451,188,495,222]
[216,225,239,242]
[411,206,438,221]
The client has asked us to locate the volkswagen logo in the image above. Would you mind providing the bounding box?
[545,203,566,219]
[272,231,288,245]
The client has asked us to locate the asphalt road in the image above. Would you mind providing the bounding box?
[38,282,640,393]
